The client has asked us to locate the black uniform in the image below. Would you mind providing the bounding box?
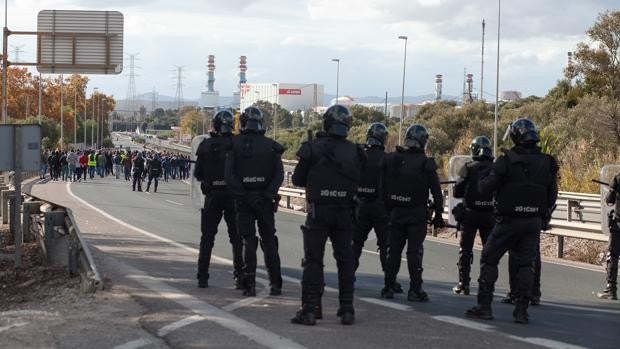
[225,130,284,294]
[599,173,620,299]
[132,155,145,191]
[352,145,390,274]
[453,157,495,293]
[292,132,364,319]
[382,147,443,299]
[146,157,162,192]
[194,134,243,288]
[471,144,558,321]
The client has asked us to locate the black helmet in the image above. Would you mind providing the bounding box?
[240,106,264,131]
[470,136,492,158]
[366,122,388,146]
[213,110,234,135]
[508,118,539,144]
[323,105,352,137]
[404,124,429,149]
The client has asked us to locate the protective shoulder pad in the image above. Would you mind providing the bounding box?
[424,157,439,171]
[272,141,285,155]
[357,144,367,162]
[546,154,559,174]
[296,141,313,160]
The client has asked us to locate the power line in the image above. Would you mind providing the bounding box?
[173,65,184,112]
[124,53,140,116]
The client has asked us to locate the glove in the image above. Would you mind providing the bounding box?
[432,212,445,229]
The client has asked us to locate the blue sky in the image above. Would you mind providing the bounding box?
[5,0,616,100]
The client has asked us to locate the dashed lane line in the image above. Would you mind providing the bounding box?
[157,315,206,337]
[66,182,595,349]
[432,316,591,349]
[507,336,589,349]
[432,315,496,332]
[125,271,306,349]
[0,322,29,334]
[222,277,271,312]
[358,297,412,311]
[113,338,151,349]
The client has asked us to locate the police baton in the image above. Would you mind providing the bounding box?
[592,179,610,187]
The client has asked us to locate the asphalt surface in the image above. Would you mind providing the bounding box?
[24,133,618,348]
[25,170,618,349]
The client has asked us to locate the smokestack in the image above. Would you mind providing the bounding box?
[239,56,247,86]
[435,74,443,101]
[207,55,215,92]
[466,73,474,102]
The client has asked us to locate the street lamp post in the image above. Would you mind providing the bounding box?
[91,88,97,149]
[272,83,278,140]
[398,35,408,146]
[60,74,64,151]
[331,58,340,105]
[493,0,501,157]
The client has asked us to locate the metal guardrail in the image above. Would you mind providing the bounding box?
[138,137,609,258]
[277,186,608,260]
[0,173,102,293]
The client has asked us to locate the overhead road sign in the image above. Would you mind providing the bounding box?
[36,10,124,74]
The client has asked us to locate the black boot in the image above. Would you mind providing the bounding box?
[197,274,208,289]
[270,276,282,296]
[337,304,355,325]
[466,293,494,320]
[381,285,395,299]
[465,304,494,320]
[597,284,618,300]
[500,292,516,304]
[393,281,404,294]
[243,274,256,297]
[407,287,429,302]
[233,273,243,290]
[291,305,317,326]
[453,281,470,295]
[513,299,529,324]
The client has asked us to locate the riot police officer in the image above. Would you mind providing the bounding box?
[351,123,403,293]
[452,136,495,295]
[597,172,620,300]
[466,118,558,324]
[145,153,162,192]
[381,124,444,302]
[132,152,145,192]
[290,105,364,326]
[194,111,243,289]
[225,107,284,297]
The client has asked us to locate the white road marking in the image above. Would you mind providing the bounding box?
[433,315,496,332]
[0,310,58,317]
[144,192,151,195]
[124,270,306,349]
[540,302,620,315]
[157,315,206,337]
[0,322,29,333]
[165,199,184,206]
[222,277,271,312]
[507,336,590,349]
[65,182,602,349]
[113,338,151,349]
[359,297,412,311]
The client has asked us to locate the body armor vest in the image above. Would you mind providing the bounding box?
[232,133,275,190]
[463,160,494,211]
[384,151,429,208]
[357,146,384,199]
[197,136,228,190]
[495,149,551,218]
[306,138,360,205]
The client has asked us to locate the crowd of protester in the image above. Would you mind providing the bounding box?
[39,148,192,188]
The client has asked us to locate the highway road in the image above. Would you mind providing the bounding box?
[27,170,620,349]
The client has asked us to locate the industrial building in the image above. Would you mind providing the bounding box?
[240,83,324,111]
